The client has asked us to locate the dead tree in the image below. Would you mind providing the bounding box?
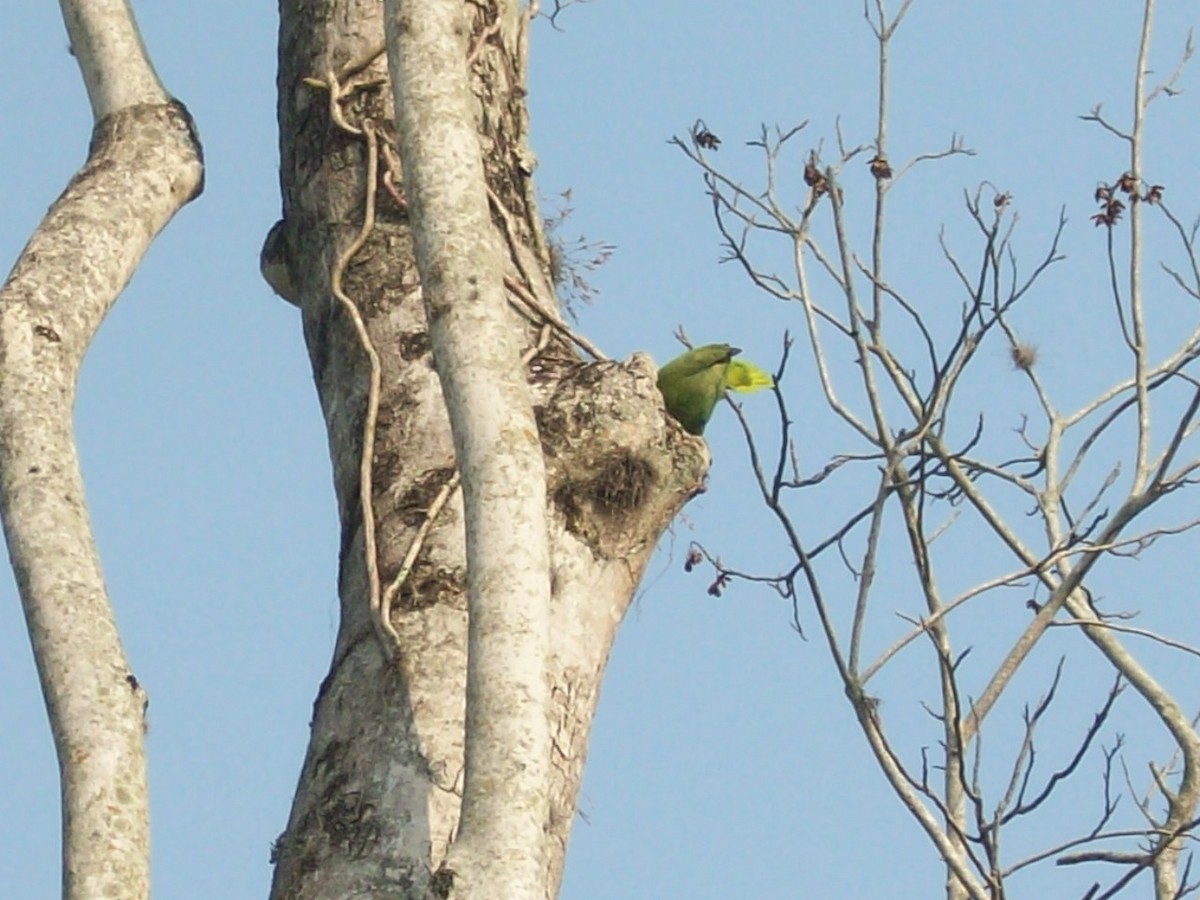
[679,2,1200,898]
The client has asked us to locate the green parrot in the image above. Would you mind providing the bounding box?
[656,343,772,436]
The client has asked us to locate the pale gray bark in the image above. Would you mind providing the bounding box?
[385,1,552,896]
[266,2,709,897]
[57,0,165,116]
[0,2,203,898]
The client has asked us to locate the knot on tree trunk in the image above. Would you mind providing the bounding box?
[535,352,709,558]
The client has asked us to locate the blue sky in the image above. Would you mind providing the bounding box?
[3,2,1200,897]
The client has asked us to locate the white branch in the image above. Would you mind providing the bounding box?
[58,0,169,117]
[0,3,202,899]
[385,1,552,896]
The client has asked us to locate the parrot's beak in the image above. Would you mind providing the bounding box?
[730,347,742,356]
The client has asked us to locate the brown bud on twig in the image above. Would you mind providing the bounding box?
[1009,342,1038,371]
[1091,199,1124,227]
[868,155,892,180]
[804,153,829,196]
[804,154,821,186]
[1091,183,1125,227]
[707,572,730,597]
[692,119,721,151]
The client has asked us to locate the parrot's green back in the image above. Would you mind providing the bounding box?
[656,343,740,436]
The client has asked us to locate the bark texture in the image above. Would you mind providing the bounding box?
[0,3,203,898]
[385,2,552,897]
[267,2,707,897]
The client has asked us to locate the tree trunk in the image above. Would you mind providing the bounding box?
[385,1,556,896]
[266,1,708,897]
[0,2,203,898]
